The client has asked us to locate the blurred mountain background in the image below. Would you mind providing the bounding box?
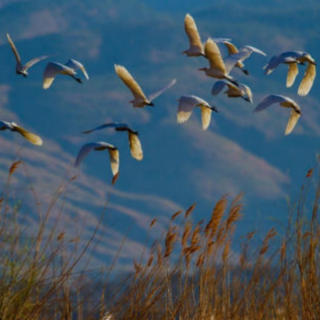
[0,0,319,269]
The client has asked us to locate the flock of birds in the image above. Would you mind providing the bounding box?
[1,13,317,183]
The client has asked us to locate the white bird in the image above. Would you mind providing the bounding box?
[198,38,250,85]
[177,95,218,130]
[223,41,266,75]
[254,95,301,135]
[7,33,50,77]
[114,64,176,108]
[82,123,143,161]
[43,59,89,89]
[182,13,230,57]
[211,80,253,103]
[263,51,316,96]
[0,120,43,145]
[74,142,119,183]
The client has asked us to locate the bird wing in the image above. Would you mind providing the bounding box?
[204,38,226,73]
[24,55,51,71]
[12,124,43,145]
[107,148,119,177]
[244,45,266,56]
[6,33,22,67]
[242,84,253,102]
[254,95,287,112]
[223,41,239,55]
[65,59,89,80]
[177,96,198,123]
[0,120,14,130]
[298,63,316,96]
[286,63,299,88]
[82,123,128,134]
[285,109,301,135]
[43,62,75,89]
[263,55,282,75]
[128,131,143,161]
[211,80,229,95]
[200,106,212,130]
[114,64,147,101]
[184,14,203,51]
[74,142,105,167]
[224,49,252,74]
[147,78,177,102]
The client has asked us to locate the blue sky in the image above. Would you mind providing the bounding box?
[0,0,319,269]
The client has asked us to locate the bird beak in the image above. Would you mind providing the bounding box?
[311,61,317,66]
[211,106,218,113]
[198,67,206,71]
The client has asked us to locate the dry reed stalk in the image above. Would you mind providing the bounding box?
[185,203,196,218]
[182,221,192,249]
[205,195,228,238]
[171,210,183,221]
[164,226,178,258]
[150,219,157,228]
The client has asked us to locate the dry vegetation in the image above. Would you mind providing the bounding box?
[0,161,320,319]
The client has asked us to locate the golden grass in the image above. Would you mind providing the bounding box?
[1,160,320,319]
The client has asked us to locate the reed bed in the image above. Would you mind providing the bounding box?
[0,160,320,320]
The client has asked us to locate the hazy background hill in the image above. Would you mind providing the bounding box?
[0,0,319,269]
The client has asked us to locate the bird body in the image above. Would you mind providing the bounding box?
[0,120,43,145]
[182,14,230,57]
[82,123,143,160]
[43,59,89,89]
[177,95,218,130]
[223,41,266,75]
[264,51,316,96]
[115,64,176,108]
[254,94,301,135]
[211,80,253,103]
[198,38,248,85]
[74,142,119,180]
[7,33,50,77]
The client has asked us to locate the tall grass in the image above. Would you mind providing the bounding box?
[0,160,320,319]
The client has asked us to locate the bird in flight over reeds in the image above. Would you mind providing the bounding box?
[182,13,230,57]
[6,33,50,77]
[82,123,143,160]
[198,38,250,85]
[43,59,89,89]
[74,142,119,184]
[211,80,253,103]
[254,94,301,135]
[0,120,43,145]
[222,41,266,75]
[114,64,176,108]
[177,95,218,130]
[263,51,316,96]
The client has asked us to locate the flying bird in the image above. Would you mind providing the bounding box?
[74,142,119,183]
[263,51,316,96]
[198,38,250,85]
[43,59,89,89]
[254,95,301,135]
[114,64,176,108]
[211,80,253,103]
[177,95,218,130]
[6,33,50,77]
[182,13,230,57]
[222,41,266,75]
[0,120,43,145]
[82,123,143,160]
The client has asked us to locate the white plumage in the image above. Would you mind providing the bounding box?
[177,95,218,130]
[115,64,176,108]
[254,95,301,135]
